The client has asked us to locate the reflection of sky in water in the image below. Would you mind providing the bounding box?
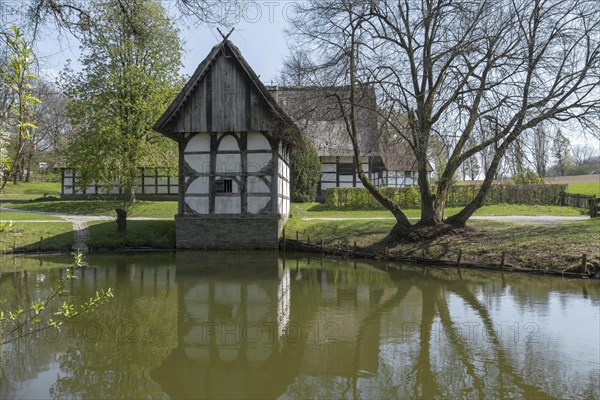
[0,253,598,399]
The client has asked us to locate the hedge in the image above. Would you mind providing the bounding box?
[325,184,568,209]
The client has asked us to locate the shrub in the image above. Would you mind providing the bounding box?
[325,184,568,209]
[290,136,322,202]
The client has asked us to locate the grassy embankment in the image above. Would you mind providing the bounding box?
[1,181,598,272]
[1,182,176,252]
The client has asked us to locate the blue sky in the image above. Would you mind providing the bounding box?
[33,1,294,84]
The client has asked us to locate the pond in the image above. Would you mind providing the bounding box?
[0,252,598,399]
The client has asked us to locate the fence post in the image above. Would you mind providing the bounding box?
[589,197,598,218]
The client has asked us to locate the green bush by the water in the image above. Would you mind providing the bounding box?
[325,184,568,209]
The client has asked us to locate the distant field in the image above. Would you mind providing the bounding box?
[566,182,600,196]
[547,174,599,184]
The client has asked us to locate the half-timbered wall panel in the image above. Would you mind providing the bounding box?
[215,196,241,214]
[277,143,290,217]
[187,177,209,193]
[182,131,278,215]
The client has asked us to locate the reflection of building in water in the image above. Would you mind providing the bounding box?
[277,264,290,339]
[152,253,397,399]
[152,251,300,399]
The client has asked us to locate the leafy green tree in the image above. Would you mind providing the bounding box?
[290,136,322,202]
[63,0,183,231]
[0,25,40,191]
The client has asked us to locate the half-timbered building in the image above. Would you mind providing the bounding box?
[154,39,301,249]
[375,143,433,187]
[267,86,381,200]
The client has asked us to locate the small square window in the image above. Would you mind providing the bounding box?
[216,179,233,193]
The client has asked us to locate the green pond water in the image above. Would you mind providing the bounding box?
[0,252,598,399]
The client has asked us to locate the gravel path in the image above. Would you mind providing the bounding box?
[0,207,171,253]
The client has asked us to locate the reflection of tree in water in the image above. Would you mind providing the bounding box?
[48,260,177,399]
[1,254,598,399]
[0,267,71,395]
[331,265,598,400]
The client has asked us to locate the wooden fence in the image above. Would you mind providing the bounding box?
[561,193,599,217]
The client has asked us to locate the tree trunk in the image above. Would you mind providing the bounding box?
[447,147,506,226]
[25,151,33,182]
[115,208,127,232]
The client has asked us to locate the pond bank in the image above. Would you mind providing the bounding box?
[281,239,598,279]
[282,217,600,279]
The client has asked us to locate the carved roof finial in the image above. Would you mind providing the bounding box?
[217,27,234,41]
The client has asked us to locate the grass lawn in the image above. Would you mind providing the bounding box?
[293,202,585,218]
[0,211,63,221]
[87,220,175,249]
[285,217,600,273]
[0,200,177,219]
[0,182,61,200]
[567,182,600,196]
[0,222,73,253]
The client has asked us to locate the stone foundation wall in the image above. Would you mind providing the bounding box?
[175,215,284,249]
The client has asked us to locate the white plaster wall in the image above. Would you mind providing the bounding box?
[278,151,290,217]
[218,134,239,151]
[187,134,210,152]
[248,196,269,214]
[247,178,269,193]
[63,186,73,194]
[322,172,336,181]
[215,153,241,174]
[186,197,209,213]
[187,178,209,194]
[185,154,210,174]
[247,132,271,150]
[247,153,271,174]
[215,196,241,214]
[322,164,335,172]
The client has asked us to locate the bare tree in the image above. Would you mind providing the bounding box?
[551,129,572,176]
[531,126,550,179]
[572,145,595,168]
[288,0,600,239]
